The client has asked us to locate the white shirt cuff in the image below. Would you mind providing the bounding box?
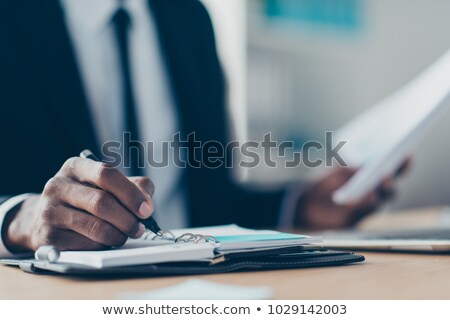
[0,194,34,258]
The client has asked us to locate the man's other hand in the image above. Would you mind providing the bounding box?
[297,159,411,230]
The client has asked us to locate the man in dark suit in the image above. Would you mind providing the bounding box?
[0,0,405,256]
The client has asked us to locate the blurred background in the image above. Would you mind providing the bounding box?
[202,0,450,211]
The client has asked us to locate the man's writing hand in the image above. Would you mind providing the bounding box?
[3,157,155,253]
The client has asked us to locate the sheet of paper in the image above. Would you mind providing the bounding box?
[333,48,450,204]
[119,279,273,300]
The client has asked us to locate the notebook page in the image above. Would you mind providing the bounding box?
[171,224,286,237]
[58,242,216,269]
[170,224,321,252]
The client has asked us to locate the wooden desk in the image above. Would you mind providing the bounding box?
[1,252,450,299]
[1,208,450,300]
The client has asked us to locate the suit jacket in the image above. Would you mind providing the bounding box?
[0,0,286,228]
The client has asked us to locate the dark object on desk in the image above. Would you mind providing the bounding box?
[0,248,364,278]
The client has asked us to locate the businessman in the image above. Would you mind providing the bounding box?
[0,0,407,256]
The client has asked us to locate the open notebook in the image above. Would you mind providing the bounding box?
[56,225,321,269]
[1,225,365,276]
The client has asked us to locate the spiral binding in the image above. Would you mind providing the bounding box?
[143,229,175,241]
[143,229,218,244]
[175,233,218,244]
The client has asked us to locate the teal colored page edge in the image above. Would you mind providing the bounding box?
[215,233,308,243]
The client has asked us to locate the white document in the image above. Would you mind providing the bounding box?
[333,48,450,204]
[120,279,273,300]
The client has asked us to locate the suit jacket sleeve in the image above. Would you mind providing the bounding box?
[0,194,34,258]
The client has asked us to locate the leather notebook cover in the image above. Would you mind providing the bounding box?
[1,249,364,277]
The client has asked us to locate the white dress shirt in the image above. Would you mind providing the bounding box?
[61,0,187,229]
[0,0,187,257]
